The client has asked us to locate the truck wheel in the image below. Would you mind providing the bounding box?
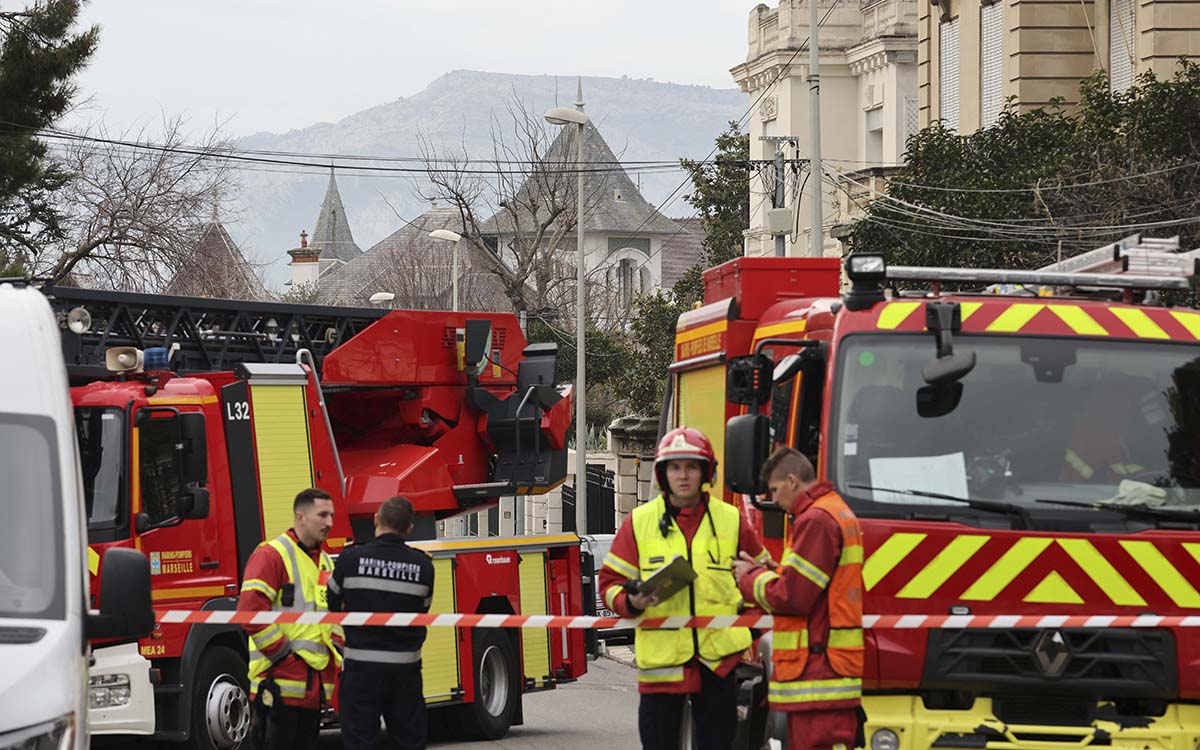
[458,630,519,740]
[190,646,251,750]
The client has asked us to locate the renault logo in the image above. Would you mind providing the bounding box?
[1032,629,1070,677]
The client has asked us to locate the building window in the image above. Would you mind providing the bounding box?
[980,1,1004,128]
[865,107,884,166]
[1110,0,1136,93]
[939,18,961,131]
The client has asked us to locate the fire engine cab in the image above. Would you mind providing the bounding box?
[45,287,587,750]
[666,239,1200,749]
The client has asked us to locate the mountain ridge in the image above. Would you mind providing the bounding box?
[227,70,746,287]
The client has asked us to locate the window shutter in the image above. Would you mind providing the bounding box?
[939,18,961,131]
[980,2,1004,127]
[1109,0,1136,93]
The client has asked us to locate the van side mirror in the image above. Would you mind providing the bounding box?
[87,548,153,640]
[725,414,771,495]
[179,412,207,485]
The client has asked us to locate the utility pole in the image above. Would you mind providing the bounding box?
[774,145,786,257]
[807,0,825,258]
[760,135,802,257]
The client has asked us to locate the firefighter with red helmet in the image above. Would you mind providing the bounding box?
[599,426,768,750]
[732,447,863,750]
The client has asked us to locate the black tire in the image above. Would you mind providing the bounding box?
[456,629,519,740]
[188,646,252,750]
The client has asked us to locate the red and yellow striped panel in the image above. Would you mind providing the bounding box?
[863,530,1200,610]
[872,300,1200,341]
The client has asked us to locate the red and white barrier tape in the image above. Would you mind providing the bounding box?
[157,610,1200,630]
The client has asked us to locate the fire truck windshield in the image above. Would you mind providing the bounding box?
[75,407,126,536]
[831,334,1200,519]
[0,415,64,619]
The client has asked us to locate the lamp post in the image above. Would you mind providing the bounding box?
[368,291,395,309]
[429,229,463,311]
[544,83,589,535]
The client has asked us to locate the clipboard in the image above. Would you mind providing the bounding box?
[638,555,697,602]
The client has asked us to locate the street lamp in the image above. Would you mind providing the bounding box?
[428,229,463,312]
[544,81,589,535]
[368,291,395,308]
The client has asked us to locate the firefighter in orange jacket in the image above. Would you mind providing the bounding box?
[238,488,344,750]
[599,426,768,750]
[732,448,863,750]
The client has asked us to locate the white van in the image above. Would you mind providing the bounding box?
[0,284,152,748]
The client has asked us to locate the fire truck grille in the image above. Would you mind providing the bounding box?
[922,628,1176,698]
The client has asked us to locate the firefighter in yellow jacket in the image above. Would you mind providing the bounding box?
[599,426,768,750]
[238,488,344,750]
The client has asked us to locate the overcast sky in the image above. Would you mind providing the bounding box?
[72,1,751,137]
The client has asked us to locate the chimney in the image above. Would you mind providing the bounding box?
[287,230,322,289]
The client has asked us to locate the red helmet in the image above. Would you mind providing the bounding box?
[654,426,718,489]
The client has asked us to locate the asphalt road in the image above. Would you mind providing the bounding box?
[318,656,641,750]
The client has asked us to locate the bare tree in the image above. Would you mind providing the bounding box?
[417,94,611,317]
[29,116,238,292]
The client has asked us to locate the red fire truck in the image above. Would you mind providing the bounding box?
[46,287,587,749]
[666,249,1200,749]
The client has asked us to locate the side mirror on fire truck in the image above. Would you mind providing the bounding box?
[725,413,770,495]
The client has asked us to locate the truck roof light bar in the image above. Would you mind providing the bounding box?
[885,265,1191,291]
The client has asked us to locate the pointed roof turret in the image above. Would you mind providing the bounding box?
[310,168,362,263]
[481,88,679,237]
[165,221,271,301]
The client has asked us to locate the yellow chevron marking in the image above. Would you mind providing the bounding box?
[897,535,990,599]
[1183,542,1200,568]
[876,302,921,330]
[1024,571,1083,604]
[88,547,100,577]
[1057,538,1146,607]
[1171,311,1200,340]
[1111,308,1169,339]
[1121,540,1200,607]
[986,303,1044,333]
[1048,305,1108,336]
[960,302,983,322]
[961,537,1053,601]
[863,532,926,591]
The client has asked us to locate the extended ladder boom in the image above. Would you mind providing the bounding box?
[43,285,386,381]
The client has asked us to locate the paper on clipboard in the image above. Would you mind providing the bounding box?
[639,555,697,602]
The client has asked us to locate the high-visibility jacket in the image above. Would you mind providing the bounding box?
[630,495,752,685]
[243,533,342,706]
[767,491,863,711]
[740,486,863,713]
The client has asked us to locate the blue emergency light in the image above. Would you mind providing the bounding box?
[143,347,170,371]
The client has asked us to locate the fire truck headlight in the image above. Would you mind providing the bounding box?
[88,673,132,709]
[846,254,887,282]
[871,728,900,750]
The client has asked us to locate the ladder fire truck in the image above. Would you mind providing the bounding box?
[665,239,1200,749]
[44,286,587,749]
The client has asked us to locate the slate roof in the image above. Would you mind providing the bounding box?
[310,170,362,263]
[316,207,510,311]
[659,218,707,289]
[481,120,680,237]
[165,222,272,301]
